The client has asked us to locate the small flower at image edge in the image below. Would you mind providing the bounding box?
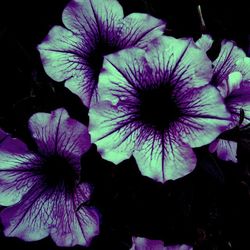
[130,236,193,250]
[0,109,99,247]
[38,0,166,107]
[89,36,231,183]
[197,35,250,162]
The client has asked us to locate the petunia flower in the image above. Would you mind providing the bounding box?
[38,0,166,107]
[0,109,99,247]
[130,236,193,250]
[89,36,231,182]
[197,35,250,162]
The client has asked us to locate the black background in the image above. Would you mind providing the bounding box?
[0,0,250,249]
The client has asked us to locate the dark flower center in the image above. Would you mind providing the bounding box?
[137,84,181,131]
[39,154,78,192]
[87,39,121,82]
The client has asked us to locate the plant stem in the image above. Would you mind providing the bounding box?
[197,4,207,33]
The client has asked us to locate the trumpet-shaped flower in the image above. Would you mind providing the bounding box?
[89,36,230,182]
[0,109,99,247]
[197,35,250,162]
[38,0,166,107]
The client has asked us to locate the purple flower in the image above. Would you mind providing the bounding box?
[130,237,193,250]
[197,35,250,162]
[89,36,231,182]
[38,0,166,107]
[0,109,99,247]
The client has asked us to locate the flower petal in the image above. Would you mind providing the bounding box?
[165,244,193,250]
[176,84,231,148]
[0,131,39,206]
[0,183,99,247]
[130,236,165,250]
[195,34,213,52]
[37,26,95,106]
[226,84,250,125]
[89,100,138,164]
[145,36,213,89]
[133,131,197,182]
[50,183,99,247]
[0,186,52,241]
[62,0,124,35]
[209,139,237,163]
[120,13,166,49]
[28,108,91,160]
[217,71,242,98]
[61,0,124,106]
[235,57,250,81]
[212,40,246,87]
[130,237,193,250]
[89,48,150,163]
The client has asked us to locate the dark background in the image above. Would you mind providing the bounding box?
[0,0,250,249]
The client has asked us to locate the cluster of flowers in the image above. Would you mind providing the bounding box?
[0,0,249,248]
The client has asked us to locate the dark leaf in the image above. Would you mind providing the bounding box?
[196,148,225,184]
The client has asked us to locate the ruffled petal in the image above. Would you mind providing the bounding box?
[37,26,85,83]
[0,131,40,206]
[226,84,250,125]
[145,36,213,89]
[235,57,250,81]
[28,108,91,160]
[50,183,99,247]
[89,100,138,164]
[209,139,237,163]
[165,244,193,250]
[94,47,146,103]
[133,130,197,182]
[195,34,213,52]
[130,237,193,250]
[0,186,52,241]
[130,236,165,250]
[37,26,95,106]
[120,13,166,49]
[217,71,242,98]
[62,0,123,35]
[61,0,124,106]
[175,84,231,148]
[212,40,246,87]
[89,48,148,163]
[0,183,99,247]
[39,0,166,107]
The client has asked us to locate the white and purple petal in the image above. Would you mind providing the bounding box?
[37,26,95,106]
[226,84,250,126]
[130,237,193,250]
[119,13,165,49]
[175,84,231,148]
[90,43,229,181]
[29,108,91,162]
[133,130,197,182]
[62,0,124,36]
[217,71,242,98]
[209,139,237,163]
[145,36,213,90]
[0,109,99,246]
[130,236,166,250]
[38,0,166,107]
[89,100,138,164]
[0,183,99,246]
[195,34,213,52]
[0,130,40,206]
[212,40,246,87]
